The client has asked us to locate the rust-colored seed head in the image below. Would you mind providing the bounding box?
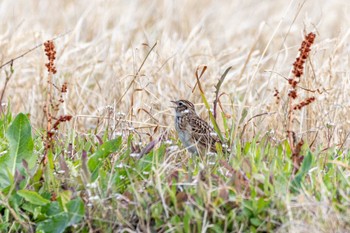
[293,97,316,110]
[288,90,297,99]
[274,88,280,104]
[44,40,57,74]
[273,88,280,97]
[61,82,68,93]
[287,32,316,107]
[291,32,316,81]
[52,115,73,131]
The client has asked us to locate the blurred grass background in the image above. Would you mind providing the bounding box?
[0,0,349,145]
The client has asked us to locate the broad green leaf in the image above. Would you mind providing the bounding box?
[0,113,34,188]
[7,113,34,170]
[88,137,122,181]
[0,172,11,189]
[37,198,84,233]
[40,201,62,218]
[66,198,84,226]
[17,190,50,206]
[36,213,69,233]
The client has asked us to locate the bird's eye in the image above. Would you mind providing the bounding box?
[179,102,183,106]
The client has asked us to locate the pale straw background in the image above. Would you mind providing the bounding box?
[0,0,349,146]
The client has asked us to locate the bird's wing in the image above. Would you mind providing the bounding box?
[188,116,221,152]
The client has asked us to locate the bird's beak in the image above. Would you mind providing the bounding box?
[170,100,177,108]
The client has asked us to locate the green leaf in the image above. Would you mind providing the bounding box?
[257,197,270,212]
[184,210,191,233]
[17,190,50,206]
[36,213,69,233]
[239,108,248,124]
[210,225,224,233]
[57,190,72,211]
[250,217,262,227]
[214,67,232,99]
[199,93,224,142]
[37,198,84,233]
[193,66,225,142]
[213,66,231,118]
[291,151,313,192]
[7,113,34,169]
[66,198,85,226]
[0,113,34,188]
[41,201,62,217]
[300,150,312,173]
[88,137,122,181]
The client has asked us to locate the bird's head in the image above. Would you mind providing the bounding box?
[171,100,196,116]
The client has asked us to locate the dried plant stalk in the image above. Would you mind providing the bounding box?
[286,32,316,175]
[42,41,72,164]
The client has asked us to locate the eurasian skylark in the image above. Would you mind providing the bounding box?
[171,100,221,155]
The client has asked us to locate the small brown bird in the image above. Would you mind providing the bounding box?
[171,100,221,155]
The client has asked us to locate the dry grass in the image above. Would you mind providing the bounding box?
[1,0,350,230]
[0,2,347,140]
[1,0,349,143]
